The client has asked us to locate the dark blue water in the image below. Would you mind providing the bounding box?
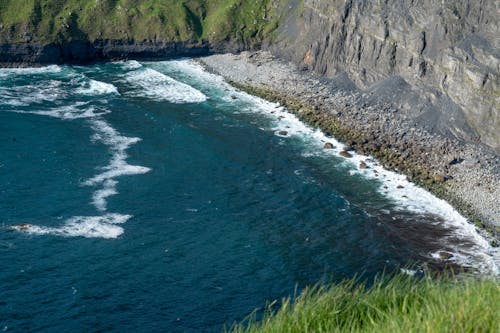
[0,60,495,332]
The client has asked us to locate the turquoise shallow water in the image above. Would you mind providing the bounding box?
[0,60,496,332]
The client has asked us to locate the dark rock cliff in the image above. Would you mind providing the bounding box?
[0,39,247,65]
[266,0,499,152]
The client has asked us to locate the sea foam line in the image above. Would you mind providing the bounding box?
[18,213,131,239]
[84,118,151,212]
[10,114,149,237]
[170,59,499,275]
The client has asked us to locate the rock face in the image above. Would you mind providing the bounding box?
[0,40,245,65]
[267,0,500,152]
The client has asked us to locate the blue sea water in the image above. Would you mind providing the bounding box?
[0,60,497,332]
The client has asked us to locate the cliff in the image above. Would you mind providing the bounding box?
[267,0,500,152]
[0,0,280,62]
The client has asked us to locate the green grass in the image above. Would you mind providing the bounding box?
[0,0,287,44]
[229,273,499,333]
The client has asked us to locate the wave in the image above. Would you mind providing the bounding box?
[2,65,150,239]
[118,60,143,70]
[0,80,65,107]
[75,79,119,96]
[16,213,131,239]
[0,71,118,109]
[0,65,62,79]
[124,67,207,103]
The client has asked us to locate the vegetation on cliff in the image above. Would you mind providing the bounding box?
[0,0,282,44]
[231,273,499,333]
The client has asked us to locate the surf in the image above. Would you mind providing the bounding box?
[0,68,150,239]
[123,66,207,103]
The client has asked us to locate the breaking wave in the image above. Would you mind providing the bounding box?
[124,67,207,103]
[75,79,119,96]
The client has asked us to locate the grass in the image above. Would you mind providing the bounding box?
[229,272,499,333]
[0,0,286,44]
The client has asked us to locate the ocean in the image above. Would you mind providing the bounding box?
[0,59,497,332]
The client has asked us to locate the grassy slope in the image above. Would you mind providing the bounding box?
[0,0,283,44]
[231,274,499,333]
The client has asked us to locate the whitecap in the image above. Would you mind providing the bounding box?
[18,213,131,239]
[76,79,119,96]
[118,60,143,71]
[0,65,62,77]
[124,67,207,103]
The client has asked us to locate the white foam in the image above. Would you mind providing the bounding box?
[76,79,119,96]
[124,67,207,103]
[118,60,143,70]
[23,103,111,120]
[0,80,65,106]
[83,119,150,211]
[177,61,499,275]
[92,179,118,212]
[19,213,131,239]
[0,65,62,77]
[0,71,117,108]
[161,59,226,85]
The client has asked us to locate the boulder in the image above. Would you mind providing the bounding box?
[277,130,288,136]
[339,150,352,158]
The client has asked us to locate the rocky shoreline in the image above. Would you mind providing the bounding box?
[198,51,499,240]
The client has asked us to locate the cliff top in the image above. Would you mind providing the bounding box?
[0,0,280,44]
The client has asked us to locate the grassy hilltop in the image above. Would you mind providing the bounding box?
[0,0,282,44]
